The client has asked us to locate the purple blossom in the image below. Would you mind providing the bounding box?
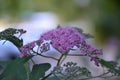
[79,41,102,56]
[40,27,102,55]
[90,57,100,66]
[19,26,103,66]
[40,27,84,54]
[19,39,50,57]
[19,41,36,57]
[40,43,50,53]
[19,45,31,57]
[40,26,102,66]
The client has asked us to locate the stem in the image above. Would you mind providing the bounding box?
[60,54,67,65]
[67,54,84,56]
[52,73,61,80]
[80,72,109,80]
[2,40,7,45]
[31,59,35,65]
[24,62,31,80]
[57,54,64,66]
[37,54,58,61]
[32,49,58,61]
[41,73,53,80]
[18,33,22,38]
[41,54,65,80]
[37,45,40,53]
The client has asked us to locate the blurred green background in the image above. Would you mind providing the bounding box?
[0,0,120,60]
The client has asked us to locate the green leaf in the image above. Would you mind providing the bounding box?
[17,55,33,64]
[52,62,91,80]
[0,28,26,48]
[0,56,33,80]
[99,59,120,75]
[29,63,51,80]
[47,76,61,80]
[1,64,27,80]
[5,36,23,48]
[0,61,11,68]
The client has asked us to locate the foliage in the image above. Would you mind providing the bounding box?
[0,56,32,80]
[51,62,91,80]
[0,28,26,47]
[0,27,120,80]
[99,59,120,76]
[29,63,51,80]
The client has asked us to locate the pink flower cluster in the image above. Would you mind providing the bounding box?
[40,27,84,54]
[40,27,102,66]
[40,27,102,54]
[79,40,102,56]
[19,41,36,57]
[19,40,50,57]
[19,26,102,66]
[39,43,50,53]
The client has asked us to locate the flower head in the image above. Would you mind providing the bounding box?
[19,39,50,57]
[40,27,85,54]
[90,56,100,66]
[20,26,102,66]
[40,26,102,66]
[19,41,36,57]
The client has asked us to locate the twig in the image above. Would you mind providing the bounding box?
[41,72,53,80]
[52,73,61,80]
[57,54,64,66]
[41,54,65,80]
[67,54,84,56]
[31,58,35,65]
[32,49,58,61]
[59,54,67,65]
[2,40,7,45]
[37,53,59,61]
[37,45,40,53]
[80,72,109,80]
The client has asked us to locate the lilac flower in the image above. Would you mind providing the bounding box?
[79,40,102,56]
[40,27,84,54]
[19,39,50,57]
[90,56,100,66]
[40,43,50,53]
[20,26,102,66]
[40,26,102,66]
[19,41,36,57]
[19,45,31,57]
[40,27,102,54]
